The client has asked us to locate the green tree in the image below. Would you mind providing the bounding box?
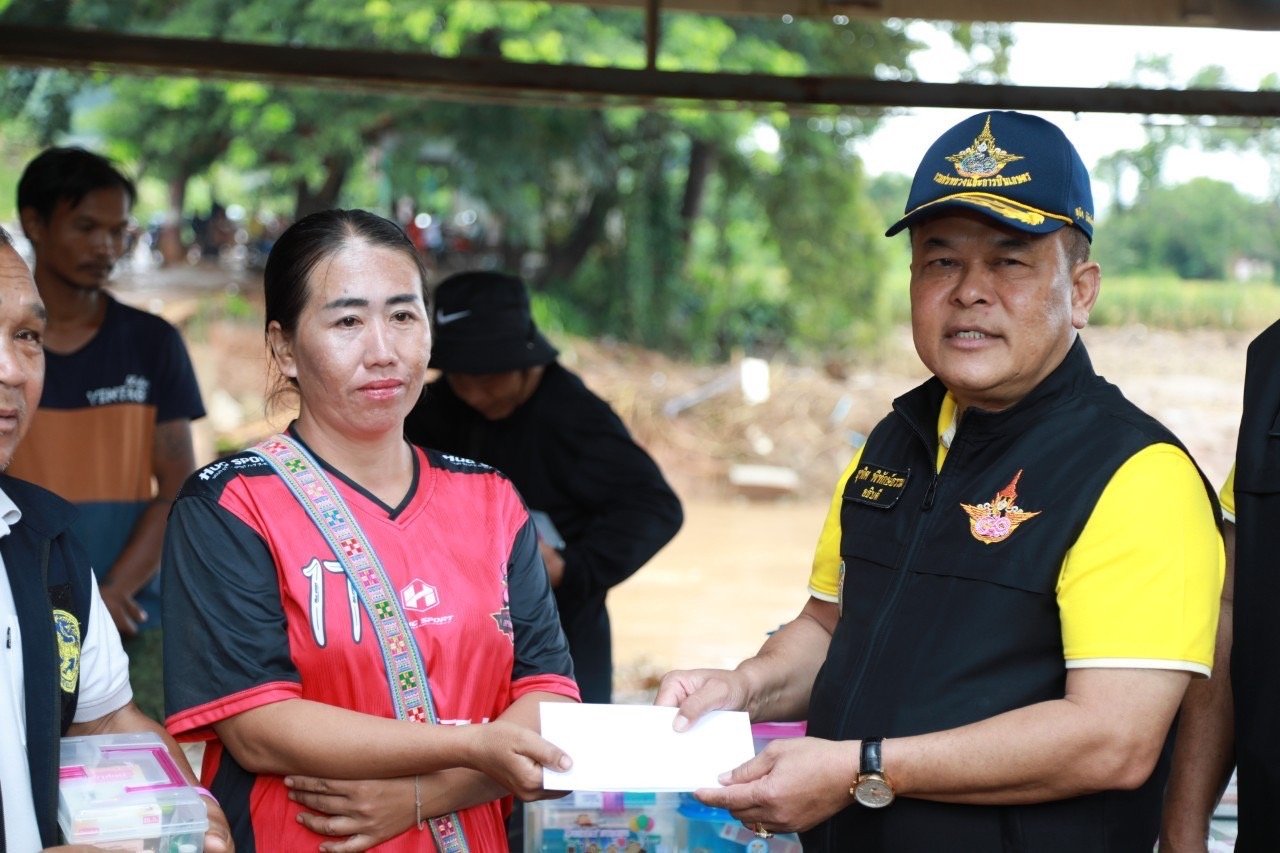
[2,1,922,355]
[1099,177,1276,279]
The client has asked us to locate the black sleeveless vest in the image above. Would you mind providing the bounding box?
[804,339,1217,852]
[1,475,92,848]
[1231,318,1280,852]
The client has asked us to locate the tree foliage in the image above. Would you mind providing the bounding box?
[1098,178,1280,280]
[1091,54,1280,282]
[0,1,938,355]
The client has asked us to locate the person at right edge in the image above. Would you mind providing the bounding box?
[403,270,683,706]
[656,110,1224,852]
[1160,321,1280,851]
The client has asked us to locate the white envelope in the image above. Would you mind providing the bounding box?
[540,702,756,792]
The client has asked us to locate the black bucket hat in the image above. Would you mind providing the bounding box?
[429,271,559,373]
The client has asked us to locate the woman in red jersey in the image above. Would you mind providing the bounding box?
[162,209,580,852]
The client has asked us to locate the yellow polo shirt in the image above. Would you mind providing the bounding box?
[809,394,1224,675]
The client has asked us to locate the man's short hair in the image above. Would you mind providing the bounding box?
[17,147,137,222]
[1063,225,1091,267]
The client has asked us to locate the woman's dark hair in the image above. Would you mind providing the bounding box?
[263,208,430,336]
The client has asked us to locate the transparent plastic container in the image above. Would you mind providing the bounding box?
[58,732,208,852]
[749,721,806,754]
[668,721,807,852]
[525,790,679,852]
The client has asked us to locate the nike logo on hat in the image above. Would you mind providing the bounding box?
[436,309,472,325]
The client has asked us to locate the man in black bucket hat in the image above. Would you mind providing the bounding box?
[405,270,683,706]
[657,111,1223,852]
[426,270,560,378]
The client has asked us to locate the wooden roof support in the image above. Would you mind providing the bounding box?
[646,0,662,70]
[1,24,1279,118]
[567,0,1280,29]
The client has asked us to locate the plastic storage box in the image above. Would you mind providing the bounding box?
[525,721,809,851]
[749,721,806,754]
[58,732,208,852]
[669,721,805,852]
[525,790,679,852]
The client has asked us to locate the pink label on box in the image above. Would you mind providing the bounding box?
[97,744,188,794]
[92,766,143,783]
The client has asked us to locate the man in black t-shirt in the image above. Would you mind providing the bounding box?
[11,148,205,720]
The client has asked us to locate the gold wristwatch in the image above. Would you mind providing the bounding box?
[851,737,895,808]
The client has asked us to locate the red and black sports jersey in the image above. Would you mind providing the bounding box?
[162,437,578,852]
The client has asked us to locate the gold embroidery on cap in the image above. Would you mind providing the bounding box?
[906,192,1070,228]
[945,115,1024,179]
[960,469,1042,545]
[948,195,1046,226]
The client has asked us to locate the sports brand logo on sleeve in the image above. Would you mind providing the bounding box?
[960,469,1042,544]
[491,573,513,642]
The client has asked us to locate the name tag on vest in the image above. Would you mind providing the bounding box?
[844,463,910,509]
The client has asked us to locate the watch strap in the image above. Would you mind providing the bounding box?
[860,737,884,776]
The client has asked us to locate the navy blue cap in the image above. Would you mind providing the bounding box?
[885,111,1095,242]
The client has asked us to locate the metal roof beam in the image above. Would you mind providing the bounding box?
[557,0,1280,29]
[1,24,1278,118]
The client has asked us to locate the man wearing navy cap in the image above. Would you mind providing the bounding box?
[658,111,1224,851]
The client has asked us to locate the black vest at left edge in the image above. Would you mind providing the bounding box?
[1230,318,1280,852]
[0,474,91,848]
[804,338,1219,853]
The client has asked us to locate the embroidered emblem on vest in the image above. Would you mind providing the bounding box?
[845,463,910,509]
[960,469,1042,544]
[53,608,81,693]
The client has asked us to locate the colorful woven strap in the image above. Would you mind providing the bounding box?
[253,435,470,853]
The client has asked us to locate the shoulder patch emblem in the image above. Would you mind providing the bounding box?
[53,608,81,693]
[960,469,1041,544]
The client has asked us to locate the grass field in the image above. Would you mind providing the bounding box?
[1091,276,1280,330]
[878,269,1280,332]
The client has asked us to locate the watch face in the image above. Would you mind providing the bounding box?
[855,775,895,808]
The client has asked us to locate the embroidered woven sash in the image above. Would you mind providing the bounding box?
[253,434,470,853]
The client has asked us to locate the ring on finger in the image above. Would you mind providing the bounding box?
[754,822,773,838]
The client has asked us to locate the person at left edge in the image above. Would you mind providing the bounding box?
[9,147,205,721]
[0,226,232,853]
[162,209,580,852]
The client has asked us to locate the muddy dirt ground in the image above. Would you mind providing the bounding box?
[115,264,1257,700]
